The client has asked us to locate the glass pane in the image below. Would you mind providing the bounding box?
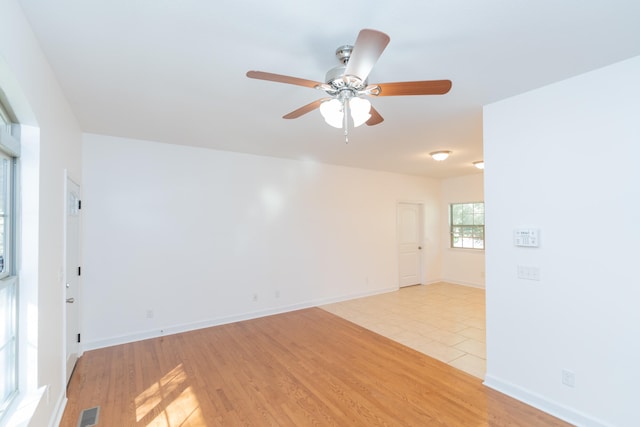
[0,345,16,408]
[451,226,462,247]
[474,227,485,249]
[462,203,477,225]
[462,204,473,216]
[461,226,472,248]
[451,204,463,225]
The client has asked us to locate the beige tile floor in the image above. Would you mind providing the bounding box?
[321,282,486,379]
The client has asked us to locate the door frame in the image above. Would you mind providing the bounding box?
[63,170,82,383]
[396,201,424,287]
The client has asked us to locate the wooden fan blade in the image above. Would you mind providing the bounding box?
[344,29,390,82]
[246,71,323,89]
[366,106,384,126]
[283,98,330,119]
[376,80,452,96]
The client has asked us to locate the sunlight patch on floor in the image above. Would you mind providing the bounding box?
[134,363,204,426]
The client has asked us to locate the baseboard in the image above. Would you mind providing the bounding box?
[50,393,67,427]
[483,374,609,427]
[83,286,398,351]
[440,278,485,289]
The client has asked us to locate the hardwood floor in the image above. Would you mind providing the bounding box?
[61,308,570,426]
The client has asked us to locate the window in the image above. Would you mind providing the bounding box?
[0,100,17,421]
[450,202,485,249]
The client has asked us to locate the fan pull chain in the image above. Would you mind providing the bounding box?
[343,99,349,143]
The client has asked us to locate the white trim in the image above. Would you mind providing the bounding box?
[0,127,20,157]
[83,286,398,351]
[62,170,82,386]
[483,374,610,427]
[1,386,45,427]
[49,393,66,427]
[446,247,485,254]
[439,278,485,289]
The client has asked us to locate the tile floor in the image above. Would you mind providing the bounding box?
[321,282,486,379]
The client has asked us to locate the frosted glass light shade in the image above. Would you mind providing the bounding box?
[320,99,343,128]
[320,97,372,128]
[349,97,371,127]
[430,150,451,161]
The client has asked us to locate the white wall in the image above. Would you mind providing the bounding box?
[82,134,441,349]
[484,56,640,427]
[0,0,83,425]
[440,173,485,287]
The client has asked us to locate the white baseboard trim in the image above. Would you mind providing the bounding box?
[83,286,398,351]
[483,374,609,427]
[440,278,485,289]
[49,393,67,427]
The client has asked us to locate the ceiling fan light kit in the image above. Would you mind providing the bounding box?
[430,151,451,161]
[320,97,372,129]
[247,29,452,142]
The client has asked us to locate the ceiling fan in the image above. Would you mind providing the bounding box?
[246,29,452,142]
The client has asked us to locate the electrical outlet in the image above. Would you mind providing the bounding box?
[562,369,575,388]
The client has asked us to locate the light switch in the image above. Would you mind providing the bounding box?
[517,265,540,281]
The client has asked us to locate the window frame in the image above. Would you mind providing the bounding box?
[0,98,18,422]
[449,201,485,250]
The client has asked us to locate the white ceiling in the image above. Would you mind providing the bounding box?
[18,0,640,178]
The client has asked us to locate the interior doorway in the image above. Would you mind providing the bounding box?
[397,202,423,287]
[65,174,81,382]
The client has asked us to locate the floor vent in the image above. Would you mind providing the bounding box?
[78,406,100,427]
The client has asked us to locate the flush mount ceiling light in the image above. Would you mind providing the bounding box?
[473,160,485,169]
[430,150,451,161]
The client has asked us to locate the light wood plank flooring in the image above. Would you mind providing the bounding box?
[322,282,486,378]
[61,307,570,426]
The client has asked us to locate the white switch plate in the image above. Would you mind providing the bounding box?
[517,265,540,281]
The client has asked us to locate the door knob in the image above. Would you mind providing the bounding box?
[66,298,75,304]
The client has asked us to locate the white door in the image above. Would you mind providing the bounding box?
[397,203,422,287]
[65,176,81,382]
